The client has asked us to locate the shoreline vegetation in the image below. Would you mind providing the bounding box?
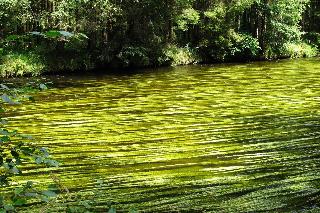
[0,0,320,78]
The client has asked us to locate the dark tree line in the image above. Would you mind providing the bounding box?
[0,0,319,76]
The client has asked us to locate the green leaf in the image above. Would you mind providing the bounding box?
[35,157,43,164]
[0,119,8,125]
[40,195,49,203]
[14,188,24,195]
[0,84,9,90]
[45,159,59,167]
[25,192,38,197]
[59,31,74,38]
[0,136,10,143]
[48,184,59,191]
[4,204,14,211]
[45,30,61,38]
[42,190,57,197]
[1,94,16,105]
[28,96,35,102]
[0,129,10,135]
[13,199,27,206]
[11,150,19,158]
[5,35,20,41]
[77,33,89,39]
[20,134,33,140]
[108,207,116,213]
[10,167,20,174]
[39,84,48,90]
[29,31,44,36]
[24,181,33,189]
[79,201,91,209]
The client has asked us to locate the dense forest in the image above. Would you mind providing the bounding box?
[0,0,320,76]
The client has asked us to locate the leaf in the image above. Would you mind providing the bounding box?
[10,167,20,174]
[28,96,35,102]
[29,31,44,36]
[79,201,92,209]
[5,35,20,41]
[4,204,14,211]
[0,84,9,90]
[108,207,116,213]
[0,119,8,125]
[25,181,33,188]
[19,134,33,140]
[0,107,4,113]
[0,136,10,143]
[39,83,48,90]
[40,195,49,203]
[46,160,59,167]
[14,188,24,195]
[45,30,61,38]
[0,129,10,135]
[11,150,20,159]
[59,31,74,38]
[96,179,103,184]
[25,192,38,197]
[77,33,89,39]
[42,190,57,197]
[48,184,59,191]
[13,199,27,206]
[35,157,43,164]
[1,94,17,105]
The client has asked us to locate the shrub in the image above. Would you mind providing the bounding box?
[116,46,150,67]
[282,42,318,58]
[229,32,260,61]
[162,45,200,66]
[0,52,45,77]
[303,32,320,50]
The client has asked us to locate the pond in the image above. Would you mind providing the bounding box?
[6,58,320,212]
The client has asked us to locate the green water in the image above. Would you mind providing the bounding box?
[6,58,320,212]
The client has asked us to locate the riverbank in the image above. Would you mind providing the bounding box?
[1,0,320,78]
[0,41,318,78]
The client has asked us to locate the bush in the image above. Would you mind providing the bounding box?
[0,52,45,77]
[303,32,320,50]
[229,32,260,61]
[162,45,200,66]
[282,42,318,58]
[0,84,59,211]
[116,46,151,67]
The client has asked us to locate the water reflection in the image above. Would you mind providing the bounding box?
[6,58,320,212]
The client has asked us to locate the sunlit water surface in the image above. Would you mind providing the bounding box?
[5,58,320,212]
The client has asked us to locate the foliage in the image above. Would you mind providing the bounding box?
[176,8,200,31]
[0,30,92,76]
[0,52,45,77]
[281,42,317,58]
[116,46,150,68]
[229,32,260,61]
[163,44,200,66]
[303,32,320,50]
[0,0,319,75]
[0,83,59,211]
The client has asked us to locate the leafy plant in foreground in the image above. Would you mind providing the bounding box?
[0,83,59,211]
